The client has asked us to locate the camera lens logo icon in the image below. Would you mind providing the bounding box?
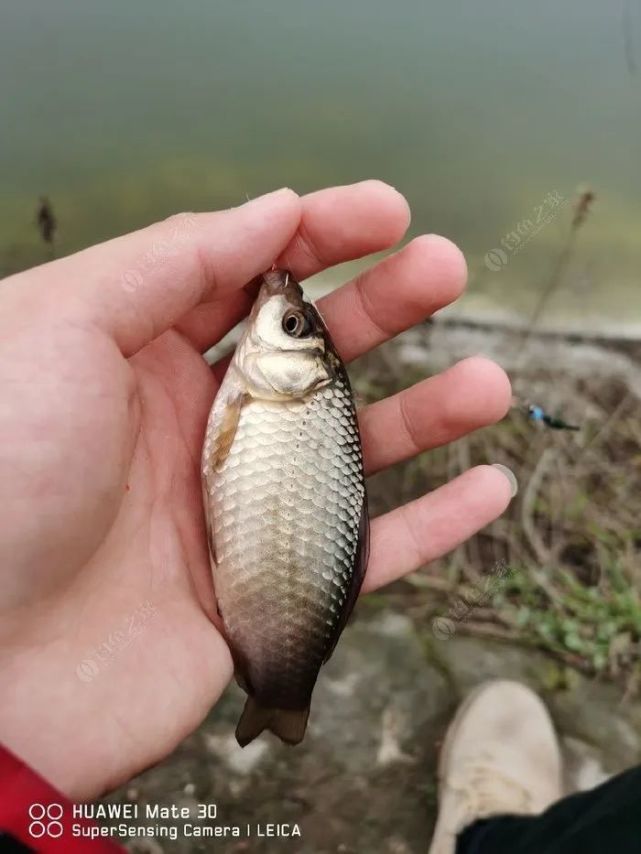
[28,803,64,838]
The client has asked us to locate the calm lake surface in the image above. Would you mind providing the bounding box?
[1,1,640,331]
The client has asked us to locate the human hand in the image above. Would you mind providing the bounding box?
[0,182,512,800]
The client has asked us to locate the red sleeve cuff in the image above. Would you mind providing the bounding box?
[0,744,124,853]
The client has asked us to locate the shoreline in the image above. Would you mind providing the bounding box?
[436,307,641,347]
[305,273,641,344]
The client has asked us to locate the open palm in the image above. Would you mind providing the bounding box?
[0,182,512,800]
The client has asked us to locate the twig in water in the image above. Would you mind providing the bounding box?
[520,188,595,352]
[36,196,57,259]
[623,0,639,77]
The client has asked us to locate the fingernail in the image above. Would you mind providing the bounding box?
[492,464,518,497]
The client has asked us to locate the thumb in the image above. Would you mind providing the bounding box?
[9,188,301,356]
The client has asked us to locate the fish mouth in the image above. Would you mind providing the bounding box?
[242,268,303,304]
[260,268,305,306]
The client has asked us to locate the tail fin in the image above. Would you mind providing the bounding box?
[236,696,309,747]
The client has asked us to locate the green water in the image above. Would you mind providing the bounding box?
[1,0,640,329]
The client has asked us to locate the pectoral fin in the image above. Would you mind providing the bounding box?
[211,391,249,471]
[201,480,217,566]
[202,390,248,583]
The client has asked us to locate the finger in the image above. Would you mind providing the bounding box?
[318,233,467,363]
[209,231,466,380]
[362,465,515,593]
[177,180,411,351]
[175,291,254,356]
[9,189,301,357]
[360,357,512,476]
[276,179,410,278]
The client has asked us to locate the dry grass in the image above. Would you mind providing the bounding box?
[354,329,641,687]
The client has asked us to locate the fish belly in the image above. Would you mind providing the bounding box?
[206,377,365,710]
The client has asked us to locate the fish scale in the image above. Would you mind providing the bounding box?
[202,269,368,745]
[206,371,364,710]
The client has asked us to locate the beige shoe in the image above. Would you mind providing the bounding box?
[428,680,563,854]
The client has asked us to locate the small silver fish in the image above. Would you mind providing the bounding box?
[202,269,368,747]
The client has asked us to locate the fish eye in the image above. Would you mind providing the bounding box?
[282,309,313,338]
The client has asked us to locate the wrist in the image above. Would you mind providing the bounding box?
[0,743,123,852]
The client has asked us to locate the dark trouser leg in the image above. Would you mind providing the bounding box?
[456,766,641,854]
